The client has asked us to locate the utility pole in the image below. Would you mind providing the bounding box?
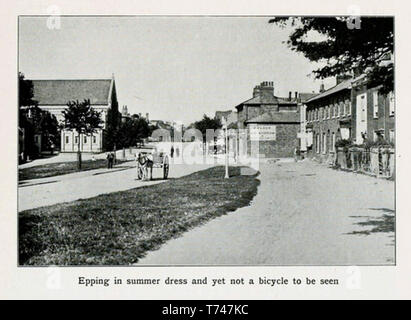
[222,117,229,179]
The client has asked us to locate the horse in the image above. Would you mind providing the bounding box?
[137,152,153,181]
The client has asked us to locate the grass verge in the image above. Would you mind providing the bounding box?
[19,166,260,265]
[19,159,127,181]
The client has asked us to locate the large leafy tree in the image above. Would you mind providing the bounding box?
[117,116,150,148]
[269,17,394,94]
[62,99,103,169]
[19,72,59,159]
[193,115,222,154]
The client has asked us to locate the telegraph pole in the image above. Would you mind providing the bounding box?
[223,117,229,179]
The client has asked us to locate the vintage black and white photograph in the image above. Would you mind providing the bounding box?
[17,15,395,266]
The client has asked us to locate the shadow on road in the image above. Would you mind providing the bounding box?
[347,208,395,236]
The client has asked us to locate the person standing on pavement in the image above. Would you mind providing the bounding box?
[107,152,113,169]
[170,145,174,158]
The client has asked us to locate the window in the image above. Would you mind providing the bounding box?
[65,136,69,144]
[84,135,87,144]
[331,132,336,152]
[390,129,395,143]
[322,133,327,154]
[75,136,79,144]
[346,99,351,115]
[315,133,320,153]
[339,101,344,117]
[373,91,379,118]
[389,92,395,116]
[327,106,330,119]
[93,135,97,143]
[335,103,340,117]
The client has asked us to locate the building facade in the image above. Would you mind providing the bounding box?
[305,78,353,160]
[351,76,395,145]
[235,81,302,158]
[31,77,118,153]
[304,74,395,161]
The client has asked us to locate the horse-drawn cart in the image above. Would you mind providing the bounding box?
[136,148,169,181]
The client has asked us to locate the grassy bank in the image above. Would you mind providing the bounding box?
[19,166,260,265]
[19,159,127,181]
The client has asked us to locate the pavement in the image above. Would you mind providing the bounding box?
[18,159,215,212]
[138,160,395,266]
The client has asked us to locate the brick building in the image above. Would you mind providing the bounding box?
[31,76,118,153]
[351,76,395,145]
[304,74,395,160]
[235,81,301,158]
[305,76,353,160]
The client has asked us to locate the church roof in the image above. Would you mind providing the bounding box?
[31,79,113,106]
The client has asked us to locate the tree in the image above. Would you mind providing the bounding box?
[269,17,394,94]
[193,114,222,154]
[62,99,103,169]
[19,72,39,160]
[19,72,37,109]
[194,114,222,140]
[117,117,150,148]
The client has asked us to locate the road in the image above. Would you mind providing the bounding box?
[18,160,214,212]
[138,160,395,266]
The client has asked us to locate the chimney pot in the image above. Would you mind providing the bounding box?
[289,91,292,101]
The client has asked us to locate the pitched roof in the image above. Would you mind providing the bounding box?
[299,92,318,103]
[305,75,366,104]
[305,80,351,104]
[245,111,300,124]
[31,79,113,105]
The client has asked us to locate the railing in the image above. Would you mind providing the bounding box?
[335,146,394,179]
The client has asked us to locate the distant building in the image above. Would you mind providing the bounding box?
[234,81,302,158]
[31,76,118,152]
[121,105,131,123]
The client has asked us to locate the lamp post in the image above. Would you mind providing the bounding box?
[222,117,229,179]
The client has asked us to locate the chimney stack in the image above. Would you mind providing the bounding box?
[320,83,325,93]
[295,92,298,100]
[289,91,292,101]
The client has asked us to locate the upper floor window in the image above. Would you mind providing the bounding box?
[93,135,97,143]
[373,91,379,118]
[65,136,69,144]
[84,135,87,144]
[389,92,395,116]
[346,99,351,115]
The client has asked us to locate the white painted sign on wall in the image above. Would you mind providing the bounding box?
[249,124,276,141]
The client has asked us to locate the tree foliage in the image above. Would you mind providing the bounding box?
[116,117,150,148]
[193,114,222,142]
[19,73,59,159]
[269,17,394,94]
[62,99,103,169]
[62,99,103,134]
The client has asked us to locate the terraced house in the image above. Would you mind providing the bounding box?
[304,74,395,161]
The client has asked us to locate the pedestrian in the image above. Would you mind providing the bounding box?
[170,145,174,158]
[107,152,113,169]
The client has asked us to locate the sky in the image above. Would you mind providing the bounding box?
[19,16,336,125]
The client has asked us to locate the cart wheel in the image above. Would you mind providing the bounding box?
[163,155,169,179]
